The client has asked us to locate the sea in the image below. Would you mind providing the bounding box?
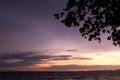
[0,70,120,80]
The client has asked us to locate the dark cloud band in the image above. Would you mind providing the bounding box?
[0,51,92,67]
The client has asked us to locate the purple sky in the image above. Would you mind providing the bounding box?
[0,0,120,71]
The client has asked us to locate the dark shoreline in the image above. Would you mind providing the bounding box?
[0,70,120,80]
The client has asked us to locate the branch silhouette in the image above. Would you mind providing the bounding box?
[54,0,120,46]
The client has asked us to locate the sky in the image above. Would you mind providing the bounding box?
[0,0,120,71]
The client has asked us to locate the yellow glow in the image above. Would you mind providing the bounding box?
[3,51,120,71]
[28,51,120,70]
[50,60,92,66]
[48,51,120,66]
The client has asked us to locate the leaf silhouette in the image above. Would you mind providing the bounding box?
[54,0,120,46]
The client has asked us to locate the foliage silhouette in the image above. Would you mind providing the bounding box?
[54,0,120,46]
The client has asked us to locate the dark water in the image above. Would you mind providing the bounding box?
[0,70,120,80]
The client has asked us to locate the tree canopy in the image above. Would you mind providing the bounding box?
[54,0,120,46]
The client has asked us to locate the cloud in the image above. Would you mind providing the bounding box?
[73,57,92,60]
[66,49,78,52]
[0,51,92,67]
[50,55,72,60]
[0,52,93,67]
[0,52,44,67]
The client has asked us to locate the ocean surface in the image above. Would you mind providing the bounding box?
[0,70,120,80]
